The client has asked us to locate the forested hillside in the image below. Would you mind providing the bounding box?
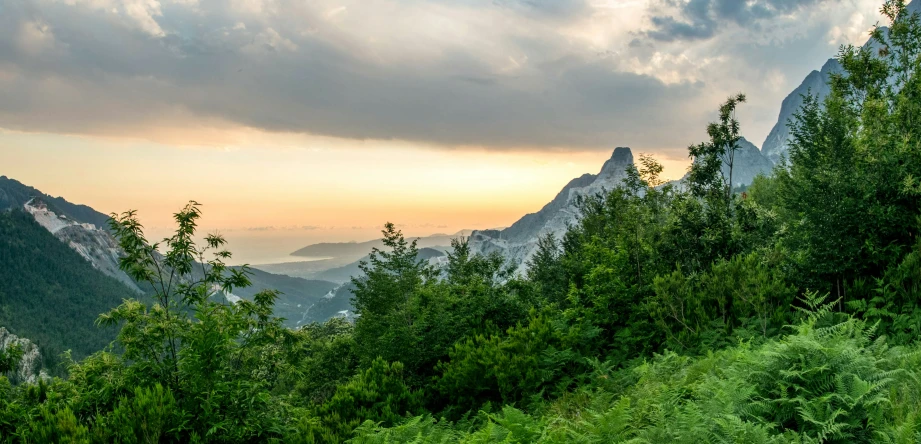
[0,2,920,443]
[0,177,111,228]
[0,210,132,372]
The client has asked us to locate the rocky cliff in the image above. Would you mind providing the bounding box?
[761,0,919,161]
[0,327,47,384]
[469,147,635,275]
[727,137,776,187]
[760,59,840,163]
[24,199,141,292]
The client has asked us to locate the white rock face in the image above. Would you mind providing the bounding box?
[24,199,141,293]
[0,327,48,384]
[469,147,635,276]
[760,59,839,164]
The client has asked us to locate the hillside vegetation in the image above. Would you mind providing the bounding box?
[0,210,131,373]
[1,2,921,442]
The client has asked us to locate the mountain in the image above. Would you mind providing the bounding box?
[0,176,349,359]
[761,0,920,161]
[226,269,338,328]
[760,59,840,163]
[290,231,471,263]
[263,231,464,280]
[1,177,141,290]
[469,147,635,275]
[0,209,133,374]
[314,247,446,284]
[729,137,779,187]
[0,176,111,228]
[679,137,774,188]
[24,199,141,292]
[248,249,448,324]
[293,283,359,327]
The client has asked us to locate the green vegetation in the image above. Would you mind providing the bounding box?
[1,2,920,442]
[0,210,131,371]
[0,176,112,229]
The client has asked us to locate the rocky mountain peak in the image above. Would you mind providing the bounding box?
[598,147,634,180]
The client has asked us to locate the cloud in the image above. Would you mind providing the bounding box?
[644,0,825,42]
[0,0,712,151]
[0,0,890,153]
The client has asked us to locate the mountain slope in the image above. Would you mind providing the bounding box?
[24,199,141,292]
[0,176,111,228]
[729,137,776,187]
[760,59,841,163]
[228,269,339,328]
[0,210,133,373]
[293,282,358,327]
[2,176,349,344]
[1,177,140,290]
[470,147,635,275]
[315,247,446,284]
[679,137,774,187]
[762,0,919,160]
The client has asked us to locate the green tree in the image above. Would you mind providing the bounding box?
[54,201,306,441]
[314,357,423,443]
[777,0,921,294]
[351,223,433,372]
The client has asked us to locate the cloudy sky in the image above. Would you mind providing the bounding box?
[0,0,888,261]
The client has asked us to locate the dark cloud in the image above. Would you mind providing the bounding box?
[0,0,706,150]
[645,0,824,42]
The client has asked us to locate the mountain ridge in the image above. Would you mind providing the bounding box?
[0,176,111,228]
[761,0,919,160]
[469,147,636,275]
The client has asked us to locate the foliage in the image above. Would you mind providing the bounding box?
[313,357,424,442]
[776,0,921,292]
[435,309,599,412]
[355,300,921,443]
[0,210,131,372]
[4,3,921,442]
[0,344,22,375]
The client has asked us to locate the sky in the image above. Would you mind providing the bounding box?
[0,0,888,263]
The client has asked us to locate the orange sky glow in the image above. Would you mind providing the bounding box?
[0,128,691,263]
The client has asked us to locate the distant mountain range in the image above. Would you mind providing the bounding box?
[256,230,465,280]
[313,247,446,284]
[290,231,470,262]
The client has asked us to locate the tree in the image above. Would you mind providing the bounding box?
[351,222,433,371]
[777,0,921,293]
[688,93,747,208]
[57,201,305,441]
[313,357,423,443]
[526,233,567,306]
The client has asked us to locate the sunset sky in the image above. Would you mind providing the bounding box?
[0,0,885,262]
